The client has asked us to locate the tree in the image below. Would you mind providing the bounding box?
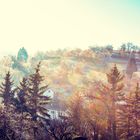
[27,62,51,139]
[117,92,133,139]
[46,118,74,140]
[0,71,15,107]
[88,65,124,140]
[89,46,101,52]
[105,45,113,53]
[120,43,138,53]
[67,92,90,138]
[68,93,83,134]
[28,62,50,120]
[131,83,140,138]
[0,72,16,140]
[0,109,16,140]
[14,78,29,113]
[120,44,126,52]
[106,65,124,140]
[118,83,140,139]
[13,78,30,140]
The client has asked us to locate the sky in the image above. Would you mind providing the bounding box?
[0,0,140,56]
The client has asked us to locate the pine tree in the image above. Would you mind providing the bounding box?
[87,65,125,139]
[28,62,50,120]
[117,93,133,139]
[0,71,16,140]
[0,109,16,140]
[118,83,140,139]
[27,62,50,139]
[107,64,124,140]
[95,65,125,140]
[68,93,84,136]
[0,71,15,107]
[14,78,29,113]
[131,83,140,138]
[14,78,30,140]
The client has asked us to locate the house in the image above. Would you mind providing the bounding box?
[44,88,67,119]
[47,104,67,120]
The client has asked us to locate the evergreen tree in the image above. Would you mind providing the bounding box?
[0,71,15,107]
[106,64,124,140]
[117,93,133,139]
[94,65,125,140]
[27,62,50,139]
[28,62,50,120]
[14,78,29,113]
[118,83,140,139]
[13,78,30,140]
[68,93,85,136]
[131,83,140,138]
[0,110,16,140]
[0,72,16,140]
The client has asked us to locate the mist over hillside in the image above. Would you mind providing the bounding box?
[0,44,140,139]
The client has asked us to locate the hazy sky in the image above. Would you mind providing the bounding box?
[0,0,140,55]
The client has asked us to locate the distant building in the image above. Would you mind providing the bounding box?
[45,89,67,119]
[17,47,28,62]
[47,104,67,120]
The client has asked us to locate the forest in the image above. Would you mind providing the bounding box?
[0,43,139,140]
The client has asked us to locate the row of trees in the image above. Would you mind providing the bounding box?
[120,43,139,52]
[89,45,113,53]
[66,65,140,140]
[0,62,51,140]
[90,43,140,53]
[0,62,89,140]
[0,61,139,139]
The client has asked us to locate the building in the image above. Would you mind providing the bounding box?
[44,88,67,119]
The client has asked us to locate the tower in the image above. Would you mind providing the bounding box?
[126,52,137,78]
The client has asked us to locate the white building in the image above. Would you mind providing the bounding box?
[44,88,67,119]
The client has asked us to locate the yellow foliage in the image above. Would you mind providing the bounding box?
[68,72,83,86]
[86,70,107,82]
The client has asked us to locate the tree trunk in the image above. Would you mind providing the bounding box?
[111,101,117,140]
